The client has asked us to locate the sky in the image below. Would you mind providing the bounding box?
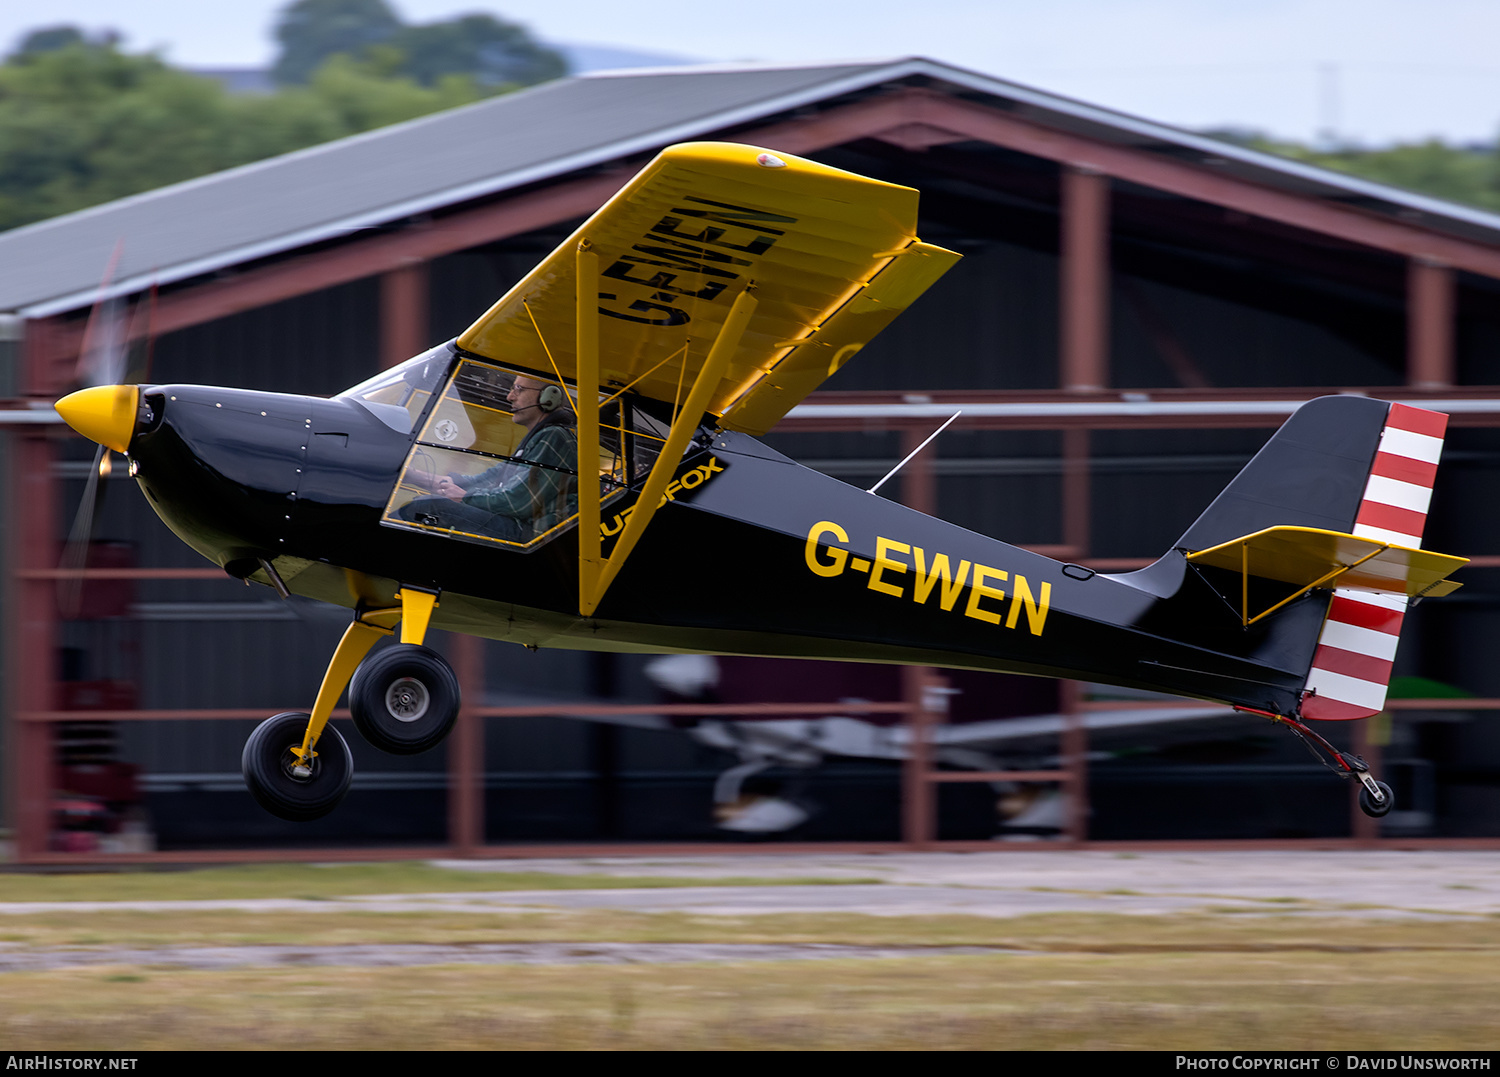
[3,0,1499,147]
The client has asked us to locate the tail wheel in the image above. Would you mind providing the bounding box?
[242,711,352,821]
[349,644,460,755]
[1359,779,1395,818]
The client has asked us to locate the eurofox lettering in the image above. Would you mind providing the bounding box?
[600,457,725,538]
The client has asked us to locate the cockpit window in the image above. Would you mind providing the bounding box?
[382,357,653,549]
[337,342,452,433]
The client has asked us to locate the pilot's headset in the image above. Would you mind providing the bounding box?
[536,383,569,413]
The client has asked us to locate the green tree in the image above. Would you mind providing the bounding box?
[270,0,567,89]
[276,50,490,133]
[0,35,496,233]
[393,14,566,88]
[1300,141,1500,212]
[271,0,402,85]
[14,26,93,55]
[1206,127,1500,213]
[0,41,235,229]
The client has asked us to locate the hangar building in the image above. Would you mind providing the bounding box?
[2,58,1499,860]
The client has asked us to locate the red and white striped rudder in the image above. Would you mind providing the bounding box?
[1300,402,1447,721]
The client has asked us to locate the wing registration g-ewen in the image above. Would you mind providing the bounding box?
[456,142,961,435]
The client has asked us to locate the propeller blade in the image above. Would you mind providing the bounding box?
[58,445,109,619]
[122,279,157,387]
[78,295,127,389]
[74,239,128,389]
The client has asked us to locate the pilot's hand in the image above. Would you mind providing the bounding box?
[433,476,465,501]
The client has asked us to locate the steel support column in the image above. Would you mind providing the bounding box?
[20,316,72,400]
[380,262,430,370]
[1062,427,1091,559]
[1061,679,1089,844]
[1060,168,1111,392]
[899,421,939,517]
[447,632,484,854]
[11,319,63,860]
[1408,259,1455,390]
[901,665,940,847]
[898,425,940,847]
[10,431,56,859]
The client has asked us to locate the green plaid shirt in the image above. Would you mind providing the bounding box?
[457,418,578,535]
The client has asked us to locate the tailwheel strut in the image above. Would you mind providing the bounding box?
[1235,705,1394,819]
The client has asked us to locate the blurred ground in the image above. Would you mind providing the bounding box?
[4,850,1497,922]
[2,852,1499,1048]
[426,850,1500,918]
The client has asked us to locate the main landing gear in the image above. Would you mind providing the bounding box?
[1238,706,1394,818]
[349,643,460,755]
[242,711,353,821]
[241,586,460,821]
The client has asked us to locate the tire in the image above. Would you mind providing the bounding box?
[242,712,353,821]
[348,644,460,755]
[1359,779,1395,818]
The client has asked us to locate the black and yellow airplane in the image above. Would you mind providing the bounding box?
[54,143,1467,823]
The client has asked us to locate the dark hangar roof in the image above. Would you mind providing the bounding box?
[6,56,1500,319]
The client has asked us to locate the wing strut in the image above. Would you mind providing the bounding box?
[575,240,757,617]
[576,242,604,613]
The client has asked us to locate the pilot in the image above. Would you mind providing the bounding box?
[403,375,579,542]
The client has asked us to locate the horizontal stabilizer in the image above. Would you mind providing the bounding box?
[1185,526,1467,602]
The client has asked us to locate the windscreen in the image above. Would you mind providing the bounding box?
[336,342,452,433]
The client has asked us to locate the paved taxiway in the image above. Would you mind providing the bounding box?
[3,850,1498,970]
[3,851,1498,921]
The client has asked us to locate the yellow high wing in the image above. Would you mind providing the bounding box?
[456,142,961,617]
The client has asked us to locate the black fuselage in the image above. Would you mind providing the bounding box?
[126,382,1324,716]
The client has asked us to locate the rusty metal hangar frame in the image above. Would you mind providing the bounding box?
[6,59,1500,862]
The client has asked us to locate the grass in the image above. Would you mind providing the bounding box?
[1,947,1497,1049]
[4,907,1500,950]
[0,862,878,903]
[2,866,1498,1049]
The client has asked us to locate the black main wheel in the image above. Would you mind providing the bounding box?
[1359,779,1395,818]
[242,712,353,821]
[348,644,460,755]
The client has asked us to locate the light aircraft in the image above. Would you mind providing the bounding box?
[53,142,1467,823]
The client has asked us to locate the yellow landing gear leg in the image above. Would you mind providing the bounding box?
[288,606,401,775]
[345,586,458,758]
[398,586,439,645]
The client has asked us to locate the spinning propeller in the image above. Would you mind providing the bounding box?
[53,243,155,617]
